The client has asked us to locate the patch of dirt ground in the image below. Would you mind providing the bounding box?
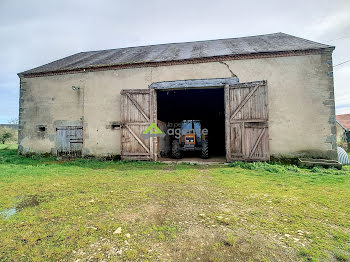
[72,170,298,261]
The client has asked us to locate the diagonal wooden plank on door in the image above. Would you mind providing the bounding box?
[125,125,150,153]
[248,128,266,158]
[230,84,260,121]
[126,93,150,122]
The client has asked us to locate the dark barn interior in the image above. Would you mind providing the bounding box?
[157,88,225,157]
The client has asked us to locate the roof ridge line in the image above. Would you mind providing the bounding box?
[80,32,283,54]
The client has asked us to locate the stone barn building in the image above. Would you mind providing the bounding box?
[17,33,337,161]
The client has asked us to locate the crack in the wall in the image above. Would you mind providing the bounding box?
[219,61,237,77]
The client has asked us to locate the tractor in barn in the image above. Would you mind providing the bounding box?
[171,120,208,159]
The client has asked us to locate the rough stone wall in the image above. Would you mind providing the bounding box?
[18,51,337,159]
[320,49,337,158]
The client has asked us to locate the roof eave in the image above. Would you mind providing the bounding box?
[336,120,349,132]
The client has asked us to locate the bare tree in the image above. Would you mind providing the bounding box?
[8,118,19,125]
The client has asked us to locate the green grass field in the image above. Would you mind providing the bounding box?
[0,144,349,261]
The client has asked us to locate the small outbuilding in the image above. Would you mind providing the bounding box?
[17,33,337,162]
[336,114,350,151]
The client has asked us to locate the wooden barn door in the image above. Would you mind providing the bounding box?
[225,81,269,162]
[56,126,83,157]
[120,89,157,160]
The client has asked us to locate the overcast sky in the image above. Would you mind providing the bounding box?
[1,0,349,123]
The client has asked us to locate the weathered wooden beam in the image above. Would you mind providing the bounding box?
[121,89,151,94]
[224,85,231,162]
[149,77,239,90]
[298,158,342,169]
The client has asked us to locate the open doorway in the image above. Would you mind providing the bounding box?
[119,80,268,162]
[157,88,226,161]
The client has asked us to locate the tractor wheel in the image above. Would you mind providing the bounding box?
[172,140,181,159]
[201,140,209,159]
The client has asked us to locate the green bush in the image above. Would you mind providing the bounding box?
[0,127,17,144]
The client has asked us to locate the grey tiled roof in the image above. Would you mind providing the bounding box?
[19,33,333,76]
